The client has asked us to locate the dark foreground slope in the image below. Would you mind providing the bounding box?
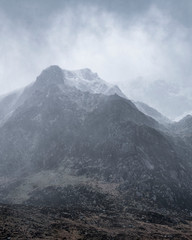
[1,203,192,240]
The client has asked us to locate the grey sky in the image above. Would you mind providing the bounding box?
[0,0,192,119]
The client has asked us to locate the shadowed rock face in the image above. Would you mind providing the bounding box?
[172,115,192,136]
[0,65,192,213]
[35,65,64,87]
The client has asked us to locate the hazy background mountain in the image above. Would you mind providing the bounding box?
[134,101,171,125]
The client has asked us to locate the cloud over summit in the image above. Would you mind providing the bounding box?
[0,0,192,119]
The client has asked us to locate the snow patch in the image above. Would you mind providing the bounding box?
[63,68,125,97]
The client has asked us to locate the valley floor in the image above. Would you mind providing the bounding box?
[0,204,192,239]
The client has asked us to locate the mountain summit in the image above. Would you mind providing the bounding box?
[35,65,125,98]
[35,65,64,86]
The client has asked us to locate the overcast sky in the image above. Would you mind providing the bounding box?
[0,0,192,119]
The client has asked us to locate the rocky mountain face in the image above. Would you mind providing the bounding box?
[170,115,192,165]
[0,65,192,219]
[172,115,192,136]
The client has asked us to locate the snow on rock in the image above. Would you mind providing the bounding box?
[33,65,126,98]
[62,67,126,97]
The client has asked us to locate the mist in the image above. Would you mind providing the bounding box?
[1,2,192,238]
[0,0,192,119]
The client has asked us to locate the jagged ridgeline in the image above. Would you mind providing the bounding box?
[0,65,192,213]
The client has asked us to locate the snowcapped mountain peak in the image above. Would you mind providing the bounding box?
[72,68,99,81]
[63,68,99,83]
[35,65,125,97]
[63,67,126,97]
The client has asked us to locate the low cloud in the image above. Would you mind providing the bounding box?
[0,3,192,119]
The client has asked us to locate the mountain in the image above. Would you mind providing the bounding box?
[0,66,159,176]
[63,67,126,97]
[172,115,192,135]
[135,101,171,125]
[0,66,125,126]
[0,65,192,218]
[171,115,192,160]
[0,89,23,125]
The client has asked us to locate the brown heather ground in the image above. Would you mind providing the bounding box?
[0,204,192,240]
